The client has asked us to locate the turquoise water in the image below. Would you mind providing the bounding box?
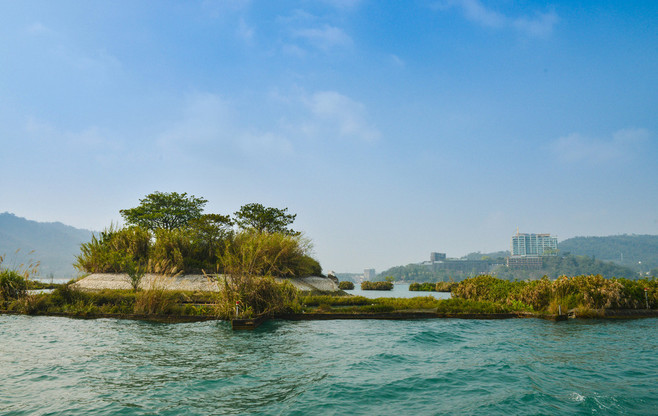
[1,315,656,415]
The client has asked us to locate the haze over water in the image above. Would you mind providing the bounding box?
[2,315,656,415]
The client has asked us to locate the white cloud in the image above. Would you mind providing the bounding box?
[23,117,123,165]
[282,43,307,57]
[156,89,379,166]
[550,128,650,164]
[202,0,251,17]
[319,0,363,10]
[293,25,353,51]
[236,18,255,44]
[157,93,234,149]
[157,93,293,160]
[304,91,380,142]
[513,11,559,38]
[435,0,559,38]
[390,54,405,68]
[454,0,505,28]
[25,22,52,36]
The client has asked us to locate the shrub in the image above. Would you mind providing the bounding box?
[453,274,658,312]
[338,281,355,290]
[0,269,27,301]
[218,231,320,278]
[435,282,456,292]
[134,288,177,315]
[361,281,393,290]
[75,225,151,273]
[215,275,299,319]
[409,282,435,291]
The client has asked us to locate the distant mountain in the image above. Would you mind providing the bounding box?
[559,235,658,273]
[0,212,94,278]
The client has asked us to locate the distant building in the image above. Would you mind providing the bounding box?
[430,252,447,262]
[426,252,491,275]
[507,231,558,269]
[511,232,558,257]
[363,269,376,281]
[506,256,543,269]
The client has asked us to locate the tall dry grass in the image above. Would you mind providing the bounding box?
[452,274,657,312]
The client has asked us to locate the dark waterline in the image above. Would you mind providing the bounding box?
[1,315,656,415]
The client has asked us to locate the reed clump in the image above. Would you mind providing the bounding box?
[213,232,306,319]
[338,281,355,290]
[361,281,393,291]
[409,282,457,292]
[452,275,657,313]
[75,226,321,278]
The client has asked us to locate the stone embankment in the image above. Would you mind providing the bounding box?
[71,273,340,292]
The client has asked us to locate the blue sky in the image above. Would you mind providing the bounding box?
[1,0,657,273]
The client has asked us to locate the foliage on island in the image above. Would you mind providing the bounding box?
[452,274,657,314]
[0,254,38,302]
[338,281,355,290]
[69,191,322,319]
[74,192,320,278]
[361,281,393,290]
[409,282,456,292]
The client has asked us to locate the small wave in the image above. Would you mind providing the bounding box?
[570,392,586,402]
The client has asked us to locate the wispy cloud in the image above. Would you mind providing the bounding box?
[293,24,353,51]
[390,54,406,68]
[202,0,251,17]
[550,128,650,164]
[513,11,559,38]
[25,22,52,36]
[157,93,293,161]
[23,117,124,166]
[319,0,363,10]
[303,91,380,142]
[434,0,559,37]
[236,18,255,44]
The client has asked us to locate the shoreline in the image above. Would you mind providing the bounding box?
[3,309,658,325]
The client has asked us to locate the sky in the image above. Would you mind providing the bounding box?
[1,0,657,273]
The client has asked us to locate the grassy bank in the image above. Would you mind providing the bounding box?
[2,273,656,321]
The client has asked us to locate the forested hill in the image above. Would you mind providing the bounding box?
[0,212,93,278]
[559,235,658,272]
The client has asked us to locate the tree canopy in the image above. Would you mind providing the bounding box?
[234,203,297,235]
[120,192,208,231]
[78,193,321,277]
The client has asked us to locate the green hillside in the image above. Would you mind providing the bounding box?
[559,235,658,273]
[0,213,94,279]
[494,255,639,280]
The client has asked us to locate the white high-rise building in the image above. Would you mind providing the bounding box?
[511,232,558,257]
[363,269,376,281]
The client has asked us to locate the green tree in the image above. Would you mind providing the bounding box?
[234,203,297,235]
[188,214,233,254]
[120,192,208,231]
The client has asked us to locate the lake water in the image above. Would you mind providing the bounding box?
[344,283,451,299]
[1,315,656,415]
